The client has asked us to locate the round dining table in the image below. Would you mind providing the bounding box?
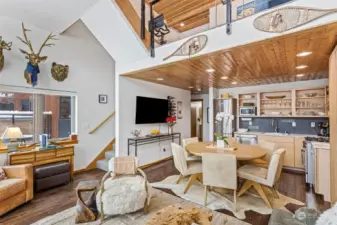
[185,142,266,161]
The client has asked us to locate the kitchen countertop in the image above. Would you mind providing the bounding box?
[234,131,321,138]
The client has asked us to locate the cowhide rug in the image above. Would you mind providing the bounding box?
[151,175,305,220]
[31,188,249,225]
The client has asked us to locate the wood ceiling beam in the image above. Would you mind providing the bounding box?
[166,0,222,27]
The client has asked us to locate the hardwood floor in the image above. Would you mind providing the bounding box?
[0,159,330,225]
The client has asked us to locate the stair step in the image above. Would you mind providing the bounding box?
[105,151,115,160]
[97,159,109,172]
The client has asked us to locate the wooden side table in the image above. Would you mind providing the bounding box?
[75,180,100,224]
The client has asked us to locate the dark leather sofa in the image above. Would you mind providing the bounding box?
[34,161,70,192]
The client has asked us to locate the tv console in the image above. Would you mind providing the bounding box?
[127,133,181,156]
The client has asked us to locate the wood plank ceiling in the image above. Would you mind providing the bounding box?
[146,0,221,32]
[122,22,337,93]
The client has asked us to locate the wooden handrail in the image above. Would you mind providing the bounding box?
[89,112,115,134]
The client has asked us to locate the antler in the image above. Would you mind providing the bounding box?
[17,23,35,55]
[37,33,57,55]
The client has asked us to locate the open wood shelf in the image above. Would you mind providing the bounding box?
[261,98,292,101]
[237,86,328,118]
[296,107,325,109]
[261,108,291,110]
[297,96,325,99]
[239,115,329,118]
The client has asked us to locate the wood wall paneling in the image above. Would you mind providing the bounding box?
[329,45,337,204]
[122,22,337,93]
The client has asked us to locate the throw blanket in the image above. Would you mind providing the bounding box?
[112,156,137,176]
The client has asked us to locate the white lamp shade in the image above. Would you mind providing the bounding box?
[1,127,24,140]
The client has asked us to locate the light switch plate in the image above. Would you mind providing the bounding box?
[311,122,315,128]
[292,122,296,127]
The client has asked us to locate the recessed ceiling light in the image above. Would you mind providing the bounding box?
[180,23,185,27]
[156,78,164,81]
[221,76,228,80]
[296,65,308,70]
[296,51,312,57]
[188,86,193,89]
[232,81,237,85]
[206,68,215,73]
[296,74,305,77]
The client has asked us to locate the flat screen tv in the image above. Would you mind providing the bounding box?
[136,96,168,124]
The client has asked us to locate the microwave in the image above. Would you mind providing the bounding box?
[240,107,256,116]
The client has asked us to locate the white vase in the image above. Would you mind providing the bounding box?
[216,140,225,148]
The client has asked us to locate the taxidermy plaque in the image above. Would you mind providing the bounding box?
[51,62,69,82]
[17,23,57,86]
[254,7,337,33]
[0,36,12,72]
[163,35,208,61]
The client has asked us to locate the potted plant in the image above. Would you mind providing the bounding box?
[214,133,229,148]
[166,116,176,134]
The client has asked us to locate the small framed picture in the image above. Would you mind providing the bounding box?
[99,95,107,104]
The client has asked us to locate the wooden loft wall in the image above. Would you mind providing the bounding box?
[329,45,337,204]
[115,0,150,51]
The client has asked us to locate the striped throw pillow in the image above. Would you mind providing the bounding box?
[0,167,7,181]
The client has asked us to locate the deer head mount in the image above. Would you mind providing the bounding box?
[0,36,12,72]
[17,23,57,86]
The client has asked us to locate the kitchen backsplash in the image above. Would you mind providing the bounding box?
[239,117,329,135]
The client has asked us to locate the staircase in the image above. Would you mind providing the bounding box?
[97,150,115,171]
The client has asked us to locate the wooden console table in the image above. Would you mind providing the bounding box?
[127,133,181,156]
[8,145,76,179]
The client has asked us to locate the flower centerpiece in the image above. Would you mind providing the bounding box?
[214,133,229,148]
[166,116,176,134]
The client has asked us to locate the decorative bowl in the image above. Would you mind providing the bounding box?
[266,95,286,99]
[305,93,318,97]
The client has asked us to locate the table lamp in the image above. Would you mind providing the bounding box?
[1,127,23,153]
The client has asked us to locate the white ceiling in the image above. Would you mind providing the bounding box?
[0,0,99,33]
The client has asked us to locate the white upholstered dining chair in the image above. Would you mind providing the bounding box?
[202,153,237,211]
[245,140,276,168]
[171,143,202,194]
[237,148,286,208]
[182,137,201,161]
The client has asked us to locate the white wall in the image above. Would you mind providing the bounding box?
[81,0,148,64]
[218,79,329,98]
[119,77,191,166]
[0,18,115,170]
[119,0,337,74]
[191,94,210,141]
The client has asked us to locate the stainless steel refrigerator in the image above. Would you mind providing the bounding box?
[213,98,237,137]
